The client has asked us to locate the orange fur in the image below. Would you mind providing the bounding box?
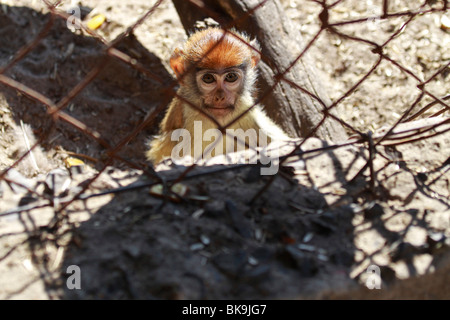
[182,28,259,70]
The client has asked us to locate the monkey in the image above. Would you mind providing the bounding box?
[146,27,290,164]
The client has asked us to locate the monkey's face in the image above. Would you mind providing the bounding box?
[170,28,261,120]
[195,67,245,118]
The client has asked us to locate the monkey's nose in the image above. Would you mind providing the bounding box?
[215,95,225,102]
[214,91,226,102]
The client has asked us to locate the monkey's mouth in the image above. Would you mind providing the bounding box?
[204,104,234,117]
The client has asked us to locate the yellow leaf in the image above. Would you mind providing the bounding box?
[87,14,106,30]
[64,157,85,168]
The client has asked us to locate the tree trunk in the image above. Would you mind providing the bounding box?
[171,0,348,142]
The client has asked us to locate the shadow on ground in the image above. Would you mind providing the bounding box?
[56,162,357,299]
[0,5,172,167]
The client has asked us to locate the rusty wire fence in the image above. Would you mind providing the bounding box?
[0,0,449,298]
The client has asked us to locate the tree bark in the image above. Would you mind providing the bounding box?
[171,0,348,142]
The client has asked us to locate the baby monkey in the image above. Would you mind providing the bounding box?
[147,27,289,164]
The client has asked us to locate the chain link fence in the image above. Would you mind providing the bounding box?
[0,0,449,299]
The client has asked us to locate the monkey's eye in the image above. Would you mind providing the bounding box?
[225,72,238,82]
[202,74,215,84]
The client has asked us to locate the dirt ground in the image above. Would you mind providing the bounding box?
[0,0,449,299]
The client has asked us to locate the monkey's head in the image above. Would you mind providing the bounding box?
[170,27,261,119]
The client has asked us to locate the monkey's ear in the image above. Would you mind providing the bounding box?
[249,39,261,68]
[250,52,261,68]
[170,48,186,79]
